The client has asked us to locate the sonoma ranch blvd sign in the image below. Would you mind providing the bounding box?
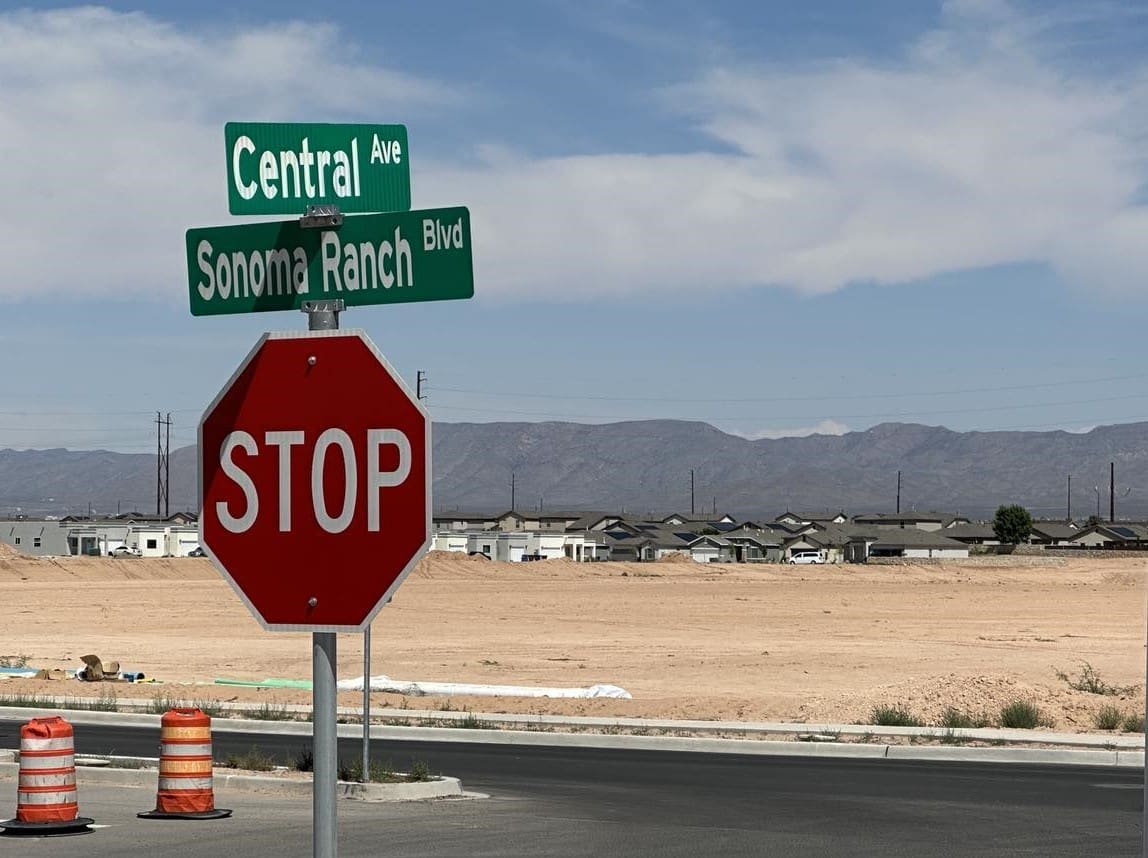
[186,207,473,316]
[199,330,431,632]
[226,122,410,215]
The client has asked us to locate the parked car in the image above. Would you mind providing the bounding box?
[188,547,206,557]
[109,545,140,557]
[789,551,825,565]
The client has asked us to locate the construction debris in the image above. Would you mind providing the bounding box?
[77,654,121,682]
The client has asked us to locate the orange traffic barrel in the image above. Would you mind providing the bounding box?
[138,708,231,820]
[0,716,93,835]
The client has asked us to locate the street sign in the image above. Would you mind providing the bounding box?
[198,330,431,632]
[225,122,410,215]
[186,206,473,316]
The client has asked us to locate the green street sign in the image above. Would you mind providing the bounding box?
[187,207,473,316]
[225,122,411,215]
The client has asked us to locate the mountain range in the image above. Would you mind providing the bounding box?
[2,420,1146,521]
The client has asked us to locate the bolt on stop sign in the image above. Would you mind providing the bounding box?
[199,330,430,632]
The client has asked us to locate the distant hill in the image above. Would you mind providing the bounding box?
[2,420,1146,520]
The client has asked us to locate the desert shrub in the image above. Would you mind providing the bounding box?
[1094,705,1124,731]
[938,707,993,729]
[999,699,1053,729]
[870,704,924,727]
[1054,662,1131,696]
[223,746,276,771]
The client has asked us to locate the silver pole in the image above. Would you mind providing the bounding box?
[313,632,337,858]
[362,625,371,782]
[304,297,344,858]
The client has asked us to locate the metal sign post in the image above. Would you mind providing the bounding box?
[362,625,371,782]
[313,632,337,858]
[305,282,343,858]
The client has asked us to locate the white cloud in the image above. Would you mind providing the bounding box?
[1,2,1146,303]
[734,420,851,441]
[0,8,454,300]
[419,0,1148,298]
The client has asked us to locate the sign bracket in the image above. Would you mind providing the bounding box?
[301,300,346,331]
[300,204,344,229]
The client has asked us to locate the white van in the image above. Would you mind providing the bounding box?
[789,551,825,565]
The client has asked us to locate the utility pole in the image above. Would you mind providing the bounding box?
[896,470,902,515]
[1110,461,1115,523]
[155,412,171,518]
[416,370,427,401]
[690,469,695,516]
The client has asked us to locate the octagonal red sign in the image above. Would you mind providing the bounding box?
[199,330,430,632]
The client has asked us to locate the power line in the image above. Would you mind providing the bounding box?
[0,408,202,417]
[155,412,172,518]
[427,392,1148,423]
[432,370,1148,405]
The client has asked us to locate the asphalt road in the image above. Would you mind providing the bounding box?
[0,718,1143,856]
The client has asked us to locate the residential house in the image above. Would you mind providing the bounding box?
[941,523,1000,546]
[775,510,849,528]
[1028,522,1078,545]
[863,528,970,559]
[1069,523,1148,548]
[688,534,733,563]
[0,519,70,556]
[432,512,500,532]
[852,512,968,532]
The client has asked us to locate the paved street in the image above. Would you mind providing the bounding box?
[0,718,1143,856]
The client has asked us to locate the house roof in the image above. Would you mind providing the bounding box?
[566,513,625,532]
[432,512,500,522]
[660,513,737,525]
[689,535,731,548]
[867,529,969,550]
[797,523,864,547]
[725,531,784,547]
[853,512,948,524]
[1029,522,1078,540]
[778,510,848,523]
[602,532,654,550]
[942,523,998,540]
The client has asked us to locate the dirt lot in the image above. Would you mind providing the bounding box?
[1,545,1144,730]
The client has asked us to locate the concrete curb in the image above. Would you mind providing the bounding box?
[0,706,1142,768]
[0,761,462,802]
[1,700,1142,749]
[0,702,1138,753]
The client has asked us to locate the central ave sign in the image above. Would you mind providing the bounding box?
[225,122,410,215]
[199,330,430,632]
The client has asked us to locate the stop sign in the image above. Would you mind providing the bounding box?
[199,330,430,632]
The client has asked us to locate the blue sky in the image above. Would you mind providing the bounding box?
[2,0,1148,453]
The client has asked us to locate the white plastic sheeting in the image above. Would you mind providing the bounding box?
[336,675,631,699]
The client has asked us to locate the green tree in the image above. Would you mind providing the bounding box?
[993,504,1033,544]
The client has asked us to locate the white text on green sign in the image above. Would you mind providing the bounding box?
[225,122,411,216]
[186,207,472,316]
